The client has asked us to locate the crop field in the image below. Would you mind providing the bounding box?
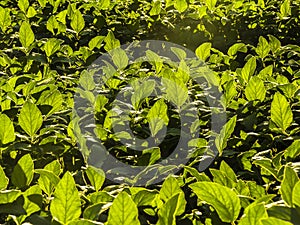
[0,0,300,224]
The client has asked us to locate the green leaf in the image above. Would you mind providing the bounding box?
[240,57,256,83]
[280,0,291,17]
[36,169,60,196]
[215,115,236,154]
[239,203,268,225]
[88,36,105,50]
[50,172,81,224]
[19,102,43,138]
[271,92,293,131]
[11,154,34,188]
[280,166,299,206]
[174,0,188,13]
[160,176,186,215]
[86,166,105,192]
[44,38,62,57]
[268,35,281,53]
[69,219,103,225]
[0,166,8,190]
[37,90,63,115]
[0,7,11,32]
[147,99,169,136]
[292,181,300,207]
[195,42,212,61]
[150,0,161,15]
[131,79,156,110]
[245,76,266,101]
[26,6,37,18]
[132,189,157,207]
[19,21,35,49]
[111,48,129,70]
[0,113,15,145]
[157,193,182,225]
[255,36,270,59]
[190,181,241,223]
[284,140,300,160]
[162,78,188,107]
[261,217,293,225]
[227,43,247,57]
[107,192,140,225]
[0,190,21,204]
[104,31,120,52]
[146,50,163,73]
[70,10,85,33]
[18,0,29,12]
[206,0,217,10]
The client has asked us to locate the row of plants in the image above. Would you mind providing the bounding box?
[0,0,299,224]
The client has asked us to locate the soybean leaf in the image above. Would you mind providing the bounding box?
[157,193,182,225]
[0,166,8,190]
[19,21,35,49]
[131,79,156,110]
[160,176,186,215]
[0,190,21,204]
[111,48,129,70]
[0,114,15,145]
[150,0,161,15]
[18,0,29,13]
[271,92,293,131]
[261,217,293,225]
[0,7,11,32]
[44,38,62,57]
[50,172,81,224]
[195,42,212,61]
[284,140,300,160]
[36,169,60,196]
[104,31,120,52]
[37,90,63,115]
[215,115,237,154]
[147,99,169,136]
[106,192,140,225]
[190,181,241,223]
[11,154,34,189]
[162,78,188,107]
[240,57,256,83]
[280,0,291,17]
[86,166,105,192]
[19,102,43,138]
[292,181,300,207]
[206,0,217,10]
[239,203,268,225]
[71,10,85,33]
[88,36,105,50]
[146,50,163,73]
[256,36,270,59]
[174,0,188,13]
[227,43,247,57]
[245,76,266,102]
[280,166,299,206]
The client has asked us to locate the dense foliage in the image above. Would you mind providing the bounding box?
[0,0,300,224]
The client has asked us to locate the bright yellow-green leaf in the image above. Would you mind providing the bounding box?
[19,102,43,138]
[280,166,299,206]
[195,42,212,61]
[50,172,81,224]
[292,181,300,207]
[18,0,29,13]
[240,57,256,83]
[0,114,15,145]
[256,36,270,59]
[0,166,8,190]
[239,203,268,225]
[44,38,63,57]
[86,166,105,191]
[215,115,236,154]
[157,193,182,225]
[71,10,85,33]
[280,0,291,17]
[19,21,35,48]
[11,154,34,188]
[261,217,293,225]
[107,192,140,225]
[271,92,293,131]
[147,99,169,136]
[190,181,241,223]
[245,76,266,101]
[174,0,188,13]
[0,7,11,32]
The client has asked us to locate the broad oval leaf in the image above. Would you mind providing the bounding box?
[0,166,8,190]
[19,21,35,49]
[292,181,300,207]
[190,181,241,223]
[271,92,293,131]
[50,172,81,224]
[19,102,43,138]
[245,76,266,102]
[107,192,140,225]
[157,193,182,225]
[239,203,268,225]
[11,154,34,189]
[86,166,105,192]
[0,113,15,145]
[215,115,236,154]
[280,166,299,207]
[195,42,212,61]
[71,10,85,33]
